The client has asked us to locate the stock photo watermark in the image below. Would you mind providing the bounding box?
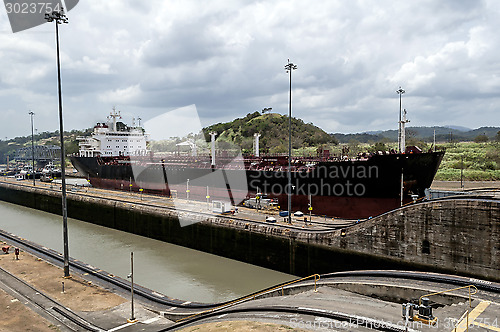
[290,317,499,331]
[249,164,379,197]
[3,0,79,32]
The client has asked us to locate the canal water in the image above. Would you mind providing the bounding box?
[0,200,295,303]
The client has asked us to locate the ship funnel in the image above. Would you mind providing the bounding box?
[254,133,261,157]
[210,132,217,166]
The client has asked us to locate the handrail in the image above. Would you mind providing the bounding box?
[453,310,469,332]
[419,285,477,332]
[176,274,321,323]
[401,196,426,208]
[419,284,478,307]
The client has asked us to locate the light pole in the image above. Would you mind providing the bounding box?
[127,252,137,323]
[396,87,405,153]
[45,9,70,278]
[285,60,297,224]
[29,111,35,186]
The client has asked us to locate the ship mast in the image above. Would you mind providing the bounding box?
[396,87,405,153]
[400,109,410,153]
[108,107,122,132]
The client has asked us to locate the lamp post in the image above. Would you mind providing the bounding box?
[29,111,35,186]
[127,252,137,323]
[284,60,297,224]
[396,87,405,153]
[45,9,70,278]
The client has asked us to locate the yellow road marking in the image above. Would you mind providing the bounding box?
[473,321,500,331]
[453,301,491,332]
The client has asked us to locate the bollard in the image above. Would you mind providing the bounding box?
[62,281,65,293]
[1,246,10,254]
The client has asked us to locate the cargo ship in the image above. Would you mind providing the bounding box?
[70,110,444,219]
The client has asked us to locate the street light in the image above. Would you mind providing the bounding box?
[126,252,137,323]
[285,59,297,224]
[396,87,405,153]
[45,8,70,278]
[29,111,35,186]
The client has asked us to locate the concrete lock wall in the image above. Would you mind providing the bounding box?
[321,199,500,281]
[0,181,498,281]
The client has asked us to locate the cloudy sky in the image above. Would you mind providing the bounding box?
[0,0,499,140]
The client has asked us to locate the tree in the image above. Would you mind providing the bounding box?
[495,131,500,142]
[474,134,489,143]
[347,139,361,155]
[370,142,386,152]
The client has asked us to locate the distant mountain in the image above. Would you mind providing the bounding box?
[203,112,338,154]
[333,126,500,144]
[443,125,471,132]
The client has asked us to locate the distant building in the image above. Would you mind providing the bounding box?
[15,145,61,163]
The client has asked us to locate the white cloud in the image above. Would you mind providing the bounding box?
[98,84,142,104]
[144,104,202,141]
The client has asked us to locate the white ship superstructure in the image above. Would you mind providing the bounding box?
[77,109,149,157]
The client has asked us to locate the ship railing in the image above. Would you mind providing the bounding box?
[176,274,321,323]
[401,196,426,207]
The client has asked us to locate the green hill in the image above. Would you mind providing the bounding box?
[0,128,91,166]
[203,111,338,154]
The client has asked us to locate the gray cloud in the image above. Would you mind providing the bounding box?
[0,0,499,140]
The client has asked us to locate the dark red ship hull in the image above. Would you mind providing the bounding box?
[70,151,444,219]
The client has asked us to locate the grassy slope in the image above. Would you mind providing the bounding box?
[434,142,500,181]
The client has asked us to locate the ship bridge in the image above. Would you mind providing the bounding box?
[77,109,149,157]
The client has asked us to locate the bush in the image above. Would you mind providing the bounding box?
[474,134,489,143]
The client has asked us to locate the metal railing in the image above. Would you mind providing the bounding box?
[176,274,321,323]
[419,285,478,332]
[453,310,469,332]
[418,284,477,307]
